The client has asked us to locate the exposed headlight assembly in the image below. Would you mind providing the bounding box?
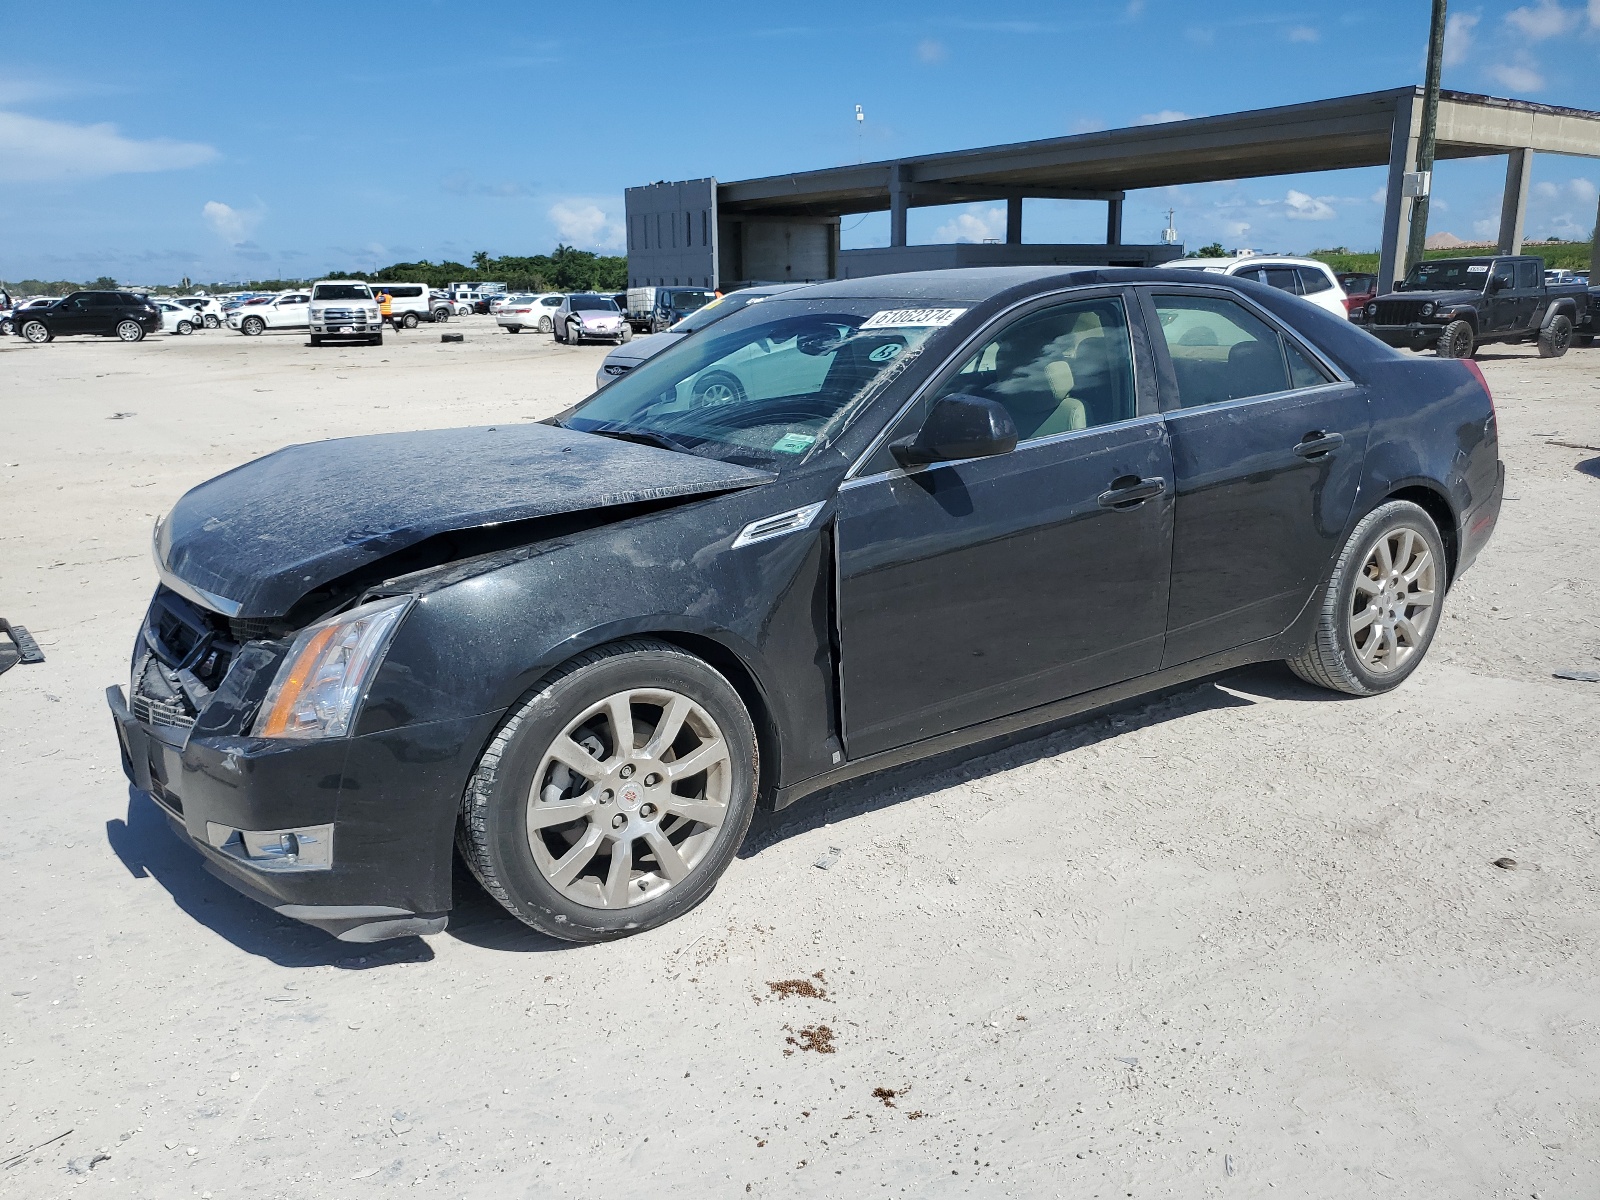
[1365,301,1378,317]
[254,595,411,739]
[1420,302,1435,317]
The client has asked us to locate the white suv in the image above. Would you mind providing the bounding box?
[308,280,383,346]
[1166,256,1346,318]
[228,291,311,336]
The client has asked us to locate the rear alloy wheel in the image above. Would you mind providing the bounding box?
[458,639,758,942]
[241,316,265,336]
[176,320,194,335]
[21,320,51,343]
[691,370,746,407]
[204,314,219,329]
[116,320,145,342]
[504,325,521,334]
[538,316,552,333]
[1436,319,1474,358]
[1288,499,1446,696]
[434,308,450,323]
[1538,314,1572,359]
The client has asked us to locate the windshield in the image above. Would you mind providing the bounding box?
[1400,260,1493,291]
[1339,274,1376,295]
[572,295,619,312]
[563,298,965,468]
[313,284,372,301]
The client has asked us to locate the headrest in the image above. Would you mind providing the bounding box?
[1044,359,1076,401]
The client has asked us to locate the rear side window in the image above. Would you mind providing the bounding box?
[1261,267,1301,294]
[1514,260,1540,289]
[1297,267,1333,294]
[1152,293,1330,409]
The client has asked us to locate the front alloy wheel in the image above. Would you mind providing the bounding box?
[458,639,758,942]
[241,316,265,336]
[21,320,51,343]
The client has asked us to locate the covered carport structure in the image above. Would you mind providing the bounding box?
[625,87,1600,292]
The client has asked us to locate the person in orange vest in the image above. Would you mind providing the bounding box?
[377,288,396,331]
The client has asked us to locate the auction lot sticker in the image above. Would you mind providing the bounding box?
[860,307,968,329]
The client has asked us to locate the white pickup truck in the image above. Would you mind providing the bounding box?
[308,280,383,346]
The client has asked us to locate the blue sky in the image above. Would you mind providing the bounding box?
[2,0,1598,284]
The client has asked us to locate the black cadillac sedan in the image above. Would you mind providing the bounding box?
[109,267,1503,944]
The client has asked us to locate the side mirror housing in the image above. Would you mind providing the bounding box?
[891,394,1019,466]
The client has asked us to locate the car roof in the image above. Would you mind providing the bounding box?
[1168,255,1332,270]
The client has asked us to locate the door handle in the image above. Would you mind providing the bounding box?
[1097,475,1166,510]
[1293,431,1345,459]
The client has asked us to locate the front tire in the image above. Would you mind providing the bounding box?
[116,320,145,342]
[21,320,51,343]
[1538,314,1572,358]
[1287,500,1446,696]
[567,320,583,344]
[309,335,323,346]
[241,316,265,336]
[1436,320,1474,358]
[402,312,420,329]
[457,639,759,943]
[620,324,633,343]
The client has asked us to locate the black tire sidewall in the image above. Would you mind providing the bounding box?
[1329,502,1447,693]
[1540,315,1572,357]
[468,646,758,940]
[23,321,50,343]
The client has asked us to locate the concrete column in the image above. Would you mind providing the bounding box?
[1498,149,1533,255]
[1378,90,1422,293]
[889,164,909,248]
[1006,197,1023,244]
[1106,197,1124,245]
[1590,193,1600,280]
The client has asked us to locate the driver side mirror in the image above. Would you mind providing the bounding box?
[891,394,1019,467]
[1487,274,1506,292]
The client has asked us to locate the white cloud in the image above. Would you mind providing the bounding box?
[1070,116,1107,134]
[934,206,1006,243]
[1443,12,1479,66]
[1591,0,1600,27]
[1473,217,1500,238]
[202,201,264,245]
[1124,0,1146,16]
[1534,180,1561,199]
[1487,59,1546,91]
[1505,0,1581,39]
[1370,187,1389,204]
[916,38,948,64]
[1286,25,1320,43]
[1221,219,1251,241]
[0,110,215,183]
[549,200,625,251]
[1280,189,1337,221]
[1136,110,1195,125]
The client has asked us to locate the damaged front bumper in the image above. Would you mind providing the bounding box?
[107,602,481,943]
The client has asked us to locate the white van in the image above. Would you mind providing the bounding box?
[370,282,433,328]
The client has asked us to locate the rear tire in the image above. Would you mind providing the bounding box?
[457,639,759,942]
[620,325,633,343]
[538,316,552,333]
[176,321,194,335]
[433,308,450,323]
[1538,314,1572,358]
[1287,500,1446,696]
[116,320,145,342]
[1436,320,1474,358]
[505,325,521,334]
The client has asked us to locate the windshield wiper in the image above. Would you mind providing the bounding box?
[584,424,692,454]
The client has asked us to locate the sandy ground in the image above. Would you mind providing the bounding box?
[1,317,1597,1199]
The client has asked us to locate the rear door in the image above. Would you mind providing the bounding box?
[277,293,310,328]
[835,289,1174,757]
[1138,286,1371,667]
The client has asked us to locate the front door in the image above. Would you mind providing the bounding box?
[1139,287,1371,667]
[51,295,92,335]
[836,291,1175,758]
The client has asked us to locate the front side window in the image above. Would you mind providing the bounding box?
[1152,293,1330,409]
[564,299,959,468]
[1489,262,1515,291]
[1514,259,1540,289]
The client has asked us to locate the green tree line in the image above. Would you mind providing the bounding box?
[3,246,628,298]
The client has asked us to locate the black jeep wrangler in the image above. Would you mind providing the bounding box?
[1364,255,1589,359]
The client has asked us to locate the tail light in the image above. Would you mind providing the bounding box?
[1462,359,1494,415]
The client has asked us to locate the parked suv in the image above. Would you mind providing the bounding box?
[1365,255,1589,358]
[12,290,162,343]
[308,280,383,346]
[228,291,311,336]
[625,286,717,333]
[552,294,630,344]
[1166,256,1346,318]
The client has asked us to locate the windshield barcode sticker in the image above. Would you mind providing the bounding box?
[1466,265,1488,273]
[860,307,967,329]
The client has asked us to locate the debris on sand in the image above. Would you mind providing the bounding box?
[1493,857,1519,870]
[784,1025,836,1055]
[767,976,828,1001]
[872,1087,898,1108]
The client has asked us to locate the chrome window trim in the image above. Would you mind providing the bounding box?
[843,283,1138,482]
[841,412,1166,492]
[1157,379,1358,423]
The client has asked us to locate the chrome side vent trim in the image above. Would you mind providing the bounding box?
[732,502,826,549]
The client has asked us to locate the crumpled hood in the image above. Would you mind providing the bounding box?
[578,310,621,324]
[157,423,774,618]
